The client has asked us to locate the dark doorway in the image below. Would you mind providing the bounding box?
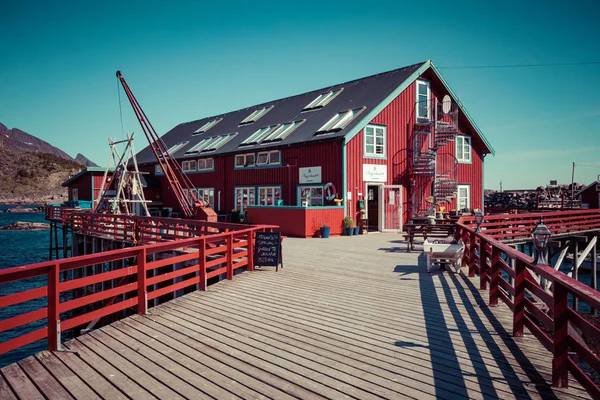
[367,185,379,230]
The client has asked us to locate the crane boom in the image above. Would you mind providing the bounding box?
[116,70,198,218]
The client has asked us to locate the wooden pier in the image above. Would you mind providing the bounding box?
[1,234,592,399]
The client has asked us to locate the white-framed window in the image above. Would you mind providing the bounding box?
[196,188,215,209]
[456,135,472,163]
[416,80,431,120]
[457,185,471,211]
[303,88,343,112]
[240,125,279,146]
[235,153,255,168]
[186,133,236,154]
[155,164,163,175]
[364,125,386,157]
[183,188,195,207]
[197,158,214,171]
[256,150,281,166]
[193,118,222,135]
[239,106,273,126]
[258,186,281,206]
[262,120,304,143]
[316,107,365,135]
[234,187,256,212]
[164,141,189,156]
[298,185,324,206]
[182,160,196,172]
[72,188,79,201]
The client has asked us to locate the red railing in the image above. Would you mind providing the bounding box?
[0,225,275,357]
[456,209,600,396]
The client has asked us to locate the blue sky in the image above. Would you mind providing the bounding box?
[1,0,599,189]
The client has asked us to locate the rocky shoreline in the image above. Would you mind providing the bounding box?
[0,221,50,230]
[0,205,44,213]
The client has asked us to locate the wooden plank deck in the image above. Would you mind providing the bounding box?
[0,234,592,399]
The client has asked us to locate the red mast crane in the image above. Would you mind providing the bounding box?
[116,70,204,219]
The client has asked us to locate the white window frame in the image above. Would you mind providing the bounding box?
[316,107,365,134]
[262,120,304,143]
[234,187,256,213]
[363,125,386,158]
[196,187,215,209]
[258,186,281,206]
[457,184,471,211]
[416,80,431,121]
[456,135,472,164]
[183,188,196,207]
[235,153,255,168]
[239,106,273,125]
[164,141,189,156]
[182,160,196,172]
[197,158,214,171]
[298,185,324,206]
[256,150,281,166]
[193,118,222,135]
[303,88,343,112]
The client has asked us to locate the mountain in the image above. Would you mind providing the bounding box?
[0,122,74,161]
[75,153,99,167]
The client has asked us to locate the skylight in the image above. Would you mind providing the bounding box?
[303,88,343,112]
[239,106,273,126]
[163,141,189,155]
[262,120,304,143]
[315,108,365,135]
[240,125,279,147]
[193,118,222,135]
[185,133,236,155]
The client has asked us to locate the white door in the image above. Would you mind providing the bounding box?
[379,185,403,232]
[457,185,471,211]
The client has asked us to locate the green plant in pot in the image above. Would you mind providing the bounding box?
[343,216,355,236]
[318,216,331,238]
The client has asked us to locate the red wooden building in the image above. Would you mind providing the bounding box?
[128,60,494,236]
[578,180,600,209]
[61,167,113,209]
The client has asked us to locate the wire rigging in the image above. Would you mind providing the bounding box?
[438,61,600,69]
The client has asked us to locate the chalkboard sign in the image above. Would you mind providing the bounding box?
[254,232,281,270]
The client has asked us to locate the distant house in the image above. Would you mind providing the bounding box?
[61,167,113,209]
[577,181,600,209]
[133,60,494,234]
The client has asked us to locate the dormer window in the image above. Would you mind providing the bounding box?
[416,80,431,121]
[193,118,222,135]
[315,108,365,135]
[240,125,279,147]
[163,141,189,156]
[303,88,343,112]
[185,133,236,155]
[239,106,273,126]
[262,120,304,143]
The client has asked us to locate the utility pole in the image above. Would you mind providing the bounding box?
[571,162,575,203]
[500,180,502,192]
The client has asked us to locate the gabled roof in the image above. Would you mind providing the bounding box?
[576,180,600,196]
[135,60,494,165]
[61,167,112,187]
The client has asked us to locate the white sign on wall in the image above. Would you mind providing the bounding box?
[362,164,388,182]
[299,166,322,184]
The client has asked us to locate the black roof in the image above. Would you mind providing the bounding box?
[135,61,427,165]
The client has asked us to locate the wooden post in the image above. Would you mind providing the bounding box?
[469,233,477,277]
[573,241,579,312]
[593,239,597,315]
[47,263,60,351]
[513,259,526,337]
[137,248,147,315]
[489,246,500,307]
[226,234,234,280]
[247,231,254,272]
[48,222,53,260]
[199,238,206,291]
[479,237,488,290]
[552,282,569,388]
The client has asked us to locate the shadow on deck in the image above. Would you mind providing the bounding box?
[0,234,590,399]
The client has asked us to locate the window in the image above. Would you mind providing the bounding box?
[416,80,430,120]
[186,133,236,154]
[239,106,273,126]
[155,164,163,175]
[235,153,255,168]
[240,125,279,146]
[457,185,471,211]
[303,88,343,112]
[234,187,256,212]
[456,135,472,163]
[183,188,196,207]
[197,158,214,171]
[258,186,281,206]
[196,188,215,209]
[299,186,323,206]
[364,125,386,157]
[193,118,222,135]
[316,108,365,135]
[262,120,304,143]
[182,160,196,172]
[256,150,281,166]
[164,141,189,156]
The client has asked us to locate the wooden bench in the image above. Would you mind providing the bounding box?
[403,222,455,252]
[423,240,464,273]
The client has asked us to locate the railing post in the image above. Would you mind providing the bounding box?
[552,281,569,388]
[226,234,233,280]
[137,248,147,315]
[479,236,488,290]
[489,247,500,307]
[469,233,477,277]
[47,263,60,352]
[199,238,206,291]
[513,259,526,336]
[247,231,254,272]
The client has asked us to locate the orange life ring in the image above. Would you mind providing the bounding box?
[324,182,336,201]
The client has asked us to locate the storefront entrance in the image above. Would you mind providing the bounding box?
[366,184,403,232]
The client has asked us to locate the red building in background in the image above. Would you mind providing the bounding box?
[578,180,600,209]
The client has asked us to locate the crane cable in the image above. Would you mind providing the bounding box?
[117,77,125,138]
